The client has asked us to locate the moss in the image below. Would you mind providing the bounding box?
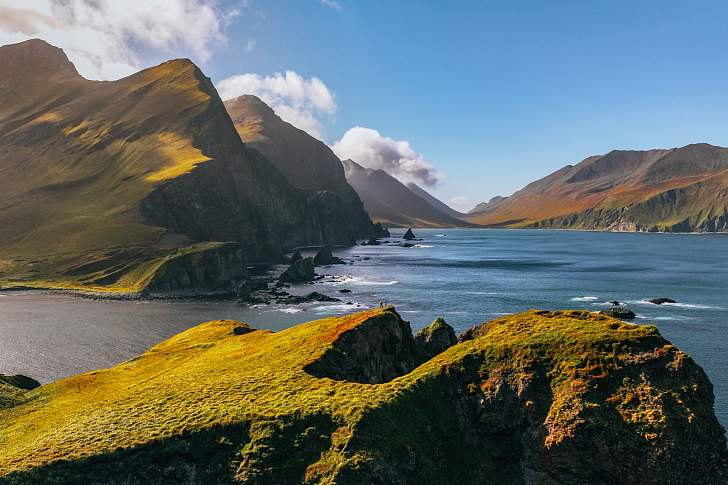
[1,309,726,484]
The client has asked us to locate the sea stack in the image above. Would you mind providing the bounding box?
[403,228,416,240]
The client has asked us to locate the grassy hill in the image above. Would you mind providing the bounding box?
[1,307,725,483]
[468,143,728,232]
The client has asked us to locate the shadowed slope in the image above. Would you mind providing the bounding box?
[1,308,725,483]
[342,159,471,227]
[224,94,379,239]
[468,143,728,232]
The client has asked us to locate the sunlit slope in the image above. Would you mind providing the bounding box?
[469,144,728,232]
[0,39,361,292]
[1,308,725,483]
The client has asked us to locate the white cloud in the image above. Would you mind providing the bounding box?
[318,0,342,11]
[0,0,240,80]
[448,196,472,212]
[245,38,255,53]
[331,127,441,187]
[217,71,337,139]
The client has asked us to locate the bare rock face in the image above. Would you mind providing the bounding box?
[279,257,315,282]
[415,317,457,359]
[304,308,421,383]
[143,243,246,297]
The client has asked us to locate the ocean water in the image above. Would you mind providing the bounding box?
[0,228,726,428]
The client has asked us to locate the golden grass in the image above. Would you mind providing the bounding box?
[0,308,669,477]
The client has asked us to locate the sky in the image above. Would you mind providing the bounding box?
[2,1,728,211]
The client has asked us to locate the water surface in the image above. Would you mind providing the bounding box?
[1,229,725,427]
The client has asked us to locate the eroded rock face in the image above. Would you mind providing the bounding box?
[415,317,457,359]
[304,308,421,383]
[143,243,246,297]
[313,247,345,266]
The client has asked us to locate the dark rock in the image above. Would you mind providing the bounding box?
[0,374,41,391]
[401,242,415,248]
[288,251,303,264]
[278,291,341,304]
[403,228,416,240]
[609,300,620,305]
[279,257,315,282]
[415,318,457,359]
[363,238,381,246]
[313,247,345,266]
[647,298,677,305]
[303,308,420,383]
[600,306,636,319]
[338,289,352,294]
[232,324,255,336]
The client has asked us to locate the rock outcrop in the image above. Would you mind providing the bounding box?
[414,317,457,359]
[648,297,677,305]
[600,306,636,319]
[2,308,726,483]
[313,247,345,266]
[403,228,416,240]
[279,257,315,282]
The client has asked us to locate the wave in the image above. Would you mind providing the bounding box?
[314,303,367,313]
[571,296,599,302]
[465,291,502,295]
[332,276,399,286]
[414,244,433,248]
[630,300,723,310]
[276,307,305,314]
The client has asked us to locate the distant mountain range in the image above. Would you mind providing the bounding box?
[467,143,728,232]
[342,159,473,227]
[0,39,379,294]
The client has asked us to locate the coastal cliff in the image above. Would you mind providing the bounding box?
[1,308,725,483]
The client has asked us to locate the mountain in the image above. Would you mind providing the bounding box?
[468,195,507,216]
[224,95,380,237]
[467,143,728,232]
[342,159,471,227]
[405,182,469,219]
[2,307,726,482]
[0,39,371,295]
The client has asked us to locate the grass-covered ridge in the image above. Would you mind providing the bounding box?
[1,308,726,484]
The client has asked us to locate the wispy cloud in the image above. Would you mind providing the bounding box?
[448,196,472,212]
[0,0,241,80]
[318,0,342,11]
[245,38,256,53]
[217,71,337,139]
[331,127,441,187]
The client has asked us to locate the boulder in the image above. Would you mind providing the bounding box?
[0,374,40,391]
[363,238,381,246]
[279,257,315,282]
[338,289,352,293]
[608,300,620,305]
[403,228,416,240]
[600,306,636,320]
[415,318,457,359]
[313,247,345,266]
[647,298,677,305]
[278,291,341,304]
[402,242,415,248]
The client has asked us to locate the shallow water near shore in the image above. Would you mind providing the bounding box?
[1,228,726,428]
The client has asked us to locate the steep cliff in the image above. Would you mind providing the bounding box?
[0,39,364,294]
[2,308,725,483]
[468,143,728,232]
[224,95,380,240]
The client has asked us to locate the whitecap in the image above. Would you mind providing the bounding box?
[331,276,398,286]
[571,296,599,302]
[314,303,368,313]
[414,244,433,248]
[630,300,722,310]
[277,307,305,314]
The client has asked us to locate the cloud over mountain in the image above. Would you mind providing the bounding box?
[331,127,441,187]
[0,0,238,80]
[217,70,337,139]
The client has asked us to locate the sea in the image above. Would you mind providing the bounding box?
[1,228,726,428]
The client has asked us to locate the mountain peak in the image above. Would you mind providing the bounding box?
[0,38,79,77]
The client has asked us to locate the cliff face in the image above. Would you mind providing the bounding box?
[224,95,380,241]
[468,143,728,232]
[0,39,363,294]
[342,159,471,227]
[2,308,725,484]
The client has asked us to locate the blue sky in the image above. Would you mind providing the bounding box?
[3,1,728,210]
